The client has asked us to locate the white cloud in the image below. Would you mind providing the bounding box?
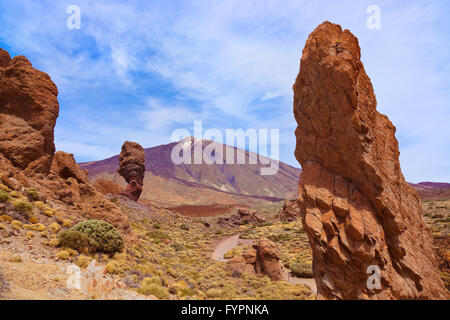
[0,0,448,181]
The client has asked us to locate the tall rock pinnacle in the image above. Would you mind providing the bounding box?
[118,141,145,201]
[293,22,447,299]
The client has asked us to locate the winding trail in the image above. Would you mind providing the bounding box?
[212,234,317,294]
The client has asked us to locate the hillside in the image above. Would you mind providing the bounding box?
[80,137,301,205]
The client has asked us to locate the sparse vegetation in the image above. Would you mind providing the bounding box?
[56,250,70,260]
[58,229,99,253]
[25,188,39,201]
[3,178,447,300]
[13,199,33,216]
[139,277,169,299]
[0,190,10,203]
[290,261,313,278]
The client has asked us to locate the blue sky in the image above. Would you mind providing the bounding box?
[0,0,449,182]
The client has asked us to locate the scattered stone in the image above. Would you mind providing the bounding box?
[218,208,265,227]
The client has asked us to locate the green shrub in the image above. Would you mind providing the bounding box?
[180,224,189,230]
[152,223,161,229]
[146,230,169,241]
[290,261,313,278]
[139,277,169,299]
[70,220,124,254]
[57,230,99,253]
[268,233,293,242]
[13,199,33,216]
[0,190,10,203]
[25,188,39,201]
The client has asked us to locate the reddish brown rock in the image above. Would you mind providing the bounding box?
[227,238,283,281]
[118,141,145,201]
[0,173,22,191]
[0,49,11,68]
[227,256,256,276]
[293,22,447,299]
[218,208,265,227]
[51,151,89,184]
[93,178,122,195]
[0,49,59,174]
[255,237,283,281]
[280,199,301,222]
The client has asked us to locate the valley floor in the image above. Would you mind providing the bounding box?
[0,194,448,299]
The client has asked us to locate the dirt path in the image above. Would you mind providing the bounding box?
[211,234,253,261]
[212,234,317,293]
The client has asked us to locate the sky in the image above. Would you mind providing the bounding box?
[0,0,449,183]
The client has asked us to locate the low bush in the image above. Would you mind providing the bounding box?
[58,229,99,253]
[0,190,10,203]
[13,199,33,216]
[290,261,313,278]
[25,188,39,201]
[139,277,169,299]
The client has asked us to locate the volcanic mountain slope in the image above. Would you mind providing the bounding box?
[409,182,450,190]
[409,182,450,200]
[80,137,301,205]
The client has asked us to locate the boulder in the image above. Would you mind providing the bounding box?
[293,21,448,299]
[227,237,283,281]
[51,151,89,184]
[280,199,301,222]
[218,208,265,227]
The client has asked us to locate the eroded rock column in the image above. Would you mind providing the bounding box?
[118,141,145,201]
[293,22,447,299]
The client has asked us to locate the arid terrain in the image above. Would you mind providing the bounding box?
[1,186,448,299]
[0,20,449,300]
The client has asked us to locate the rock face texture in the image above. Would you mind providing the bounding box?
[293,22,447,299]
[0,48,59,174]
[118,141,145,201]
[93,178,122,195]
[51,151,89,184]
[228,237,283,281]
[280,199,301,222]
